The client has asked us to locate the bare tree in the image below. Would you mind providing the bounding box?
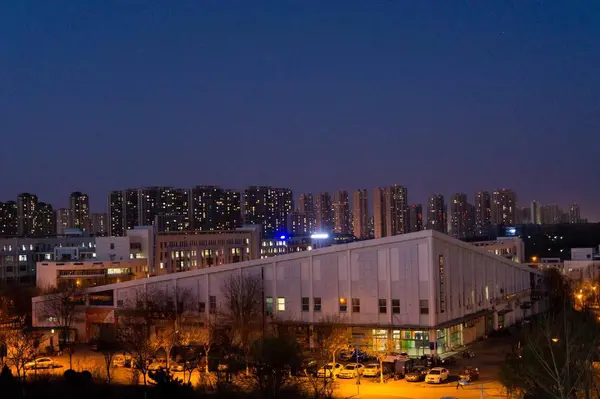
[314,315,352,366]
[363,337,394,384]
[97,326,120,384]
[38,286,84,347]
[500,298,600,399]
[220,273,263,374]
[250,336,301,399]
[118,314,160,386]
[6,331,38,380]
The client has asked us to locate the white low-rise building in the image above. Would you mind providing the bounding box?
[32,230,545,355]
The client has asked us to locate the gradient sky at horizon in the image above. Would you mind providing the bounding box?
[1,1,599,220]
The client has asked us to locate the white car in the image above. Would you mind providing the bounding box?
[425,367,449,384]
[337,363,365,379]
[362,363,381,378]
[316,363,343,378]
[25,357,56,369]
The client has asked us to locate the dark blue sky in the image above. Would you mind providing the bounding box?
[2,1,599,220]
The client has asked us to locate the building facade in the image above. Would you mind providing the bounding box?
[0,201,18,236]
[408,204,423,233]
[190,186,242,231]
[70,192,90,231]
[333,191,351,235]
[427,194,446,233]
[244,186,293,238]
[33,230,545,350]
[55,208,70,236]
[474,191,491,235]
[491,189,516,226]
[315,193,333,233]
[373,185,408,238]
[353,189,369,239]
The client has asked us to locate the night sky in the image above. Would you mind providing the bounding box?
[2,1,599,220]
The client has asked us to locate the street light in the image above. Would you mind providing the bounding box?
[551,337,559,343]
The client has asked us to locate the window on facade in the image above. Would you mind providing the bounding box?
[18,255,27,262]
[419,300,429,315]
[392,299,400,314]
[352,298,360,313]
[339,297,347,312]
[198,301,206,313]
[301,297,309,312]
[209,296,216,313]
[377,299,386,314]
[266,297,273,314]
[313,297,322,312]
[277,297,285,311]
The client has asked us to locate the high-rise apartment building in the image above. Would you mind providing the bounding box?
[108,190,124,236]
[427,194,446,233]
[55,208,70,235]
[124,189,140,231]
[541,204,563,225]
[69,191,90,231]
[138,187,189,229]
[36,202,54,236]
[373,185,408,238]
[450,193,470,238]
[353,189,369,239]
[0,201,18,236]
[298,193,316,233]
[474,191,491,235]
[244,186,293,237]
[569,204,581,224]
[91,213,108,236]
[288,211,312,235]
[17,193,38,237]
[315,192,333,232]
[190,186,242,231]
[531,201,542,225]
[408,204,423,233]
[491,189,516,225]
[333,191,351,235]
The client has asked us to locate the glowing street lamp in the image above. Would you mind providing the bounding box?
[551,338,559,343]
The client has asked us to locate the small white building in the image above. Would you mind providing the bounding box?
[33,230,545,354]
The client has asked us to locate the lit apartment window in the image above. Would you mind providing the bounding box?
[352,298,360,313]
[265,297,273,314]
[378,299,387,314]
[18,255,27,262]
[277,297,286,311]
[339,297,348,312]
[301,297,309,312]
[314,297,322,312]
[392,299,400,314]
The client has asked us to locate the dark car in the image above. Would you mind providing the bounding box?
[441,356,456,365]
[459,366,479,382]
[405,366,429,382]
[348,349,369,362]
[292,358,319,377]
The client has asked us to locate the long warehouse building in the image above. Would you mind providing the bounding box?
[32,230,545,356]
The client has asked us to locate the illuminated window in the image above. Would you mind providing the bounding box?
[18,255,27,262]
[339,297,347,312]
[277,297,285,311]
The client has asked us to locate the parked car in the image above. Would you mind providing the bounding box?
[25,357,57,370]
[425,367,449,384]
[348,349,369,362]
[405,366,429,382]
[337,363,364,379]
[316,363,343,378]
[148,358,167,371]
[362,363,382,378]
[459,366,479,382]
[293,358,319,377]
[441,356,456,365]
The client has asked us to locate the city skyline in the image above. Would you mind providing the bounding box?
[2,2,599,221]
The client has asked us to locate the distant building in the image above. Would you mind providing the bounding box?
[189,186,242,231]
[333,191,351,235]
[474,191,491,235]
[55,208,70,235]
[427,194,446,233]
[0,201,17,236]
[373,185,408,238]
[408,204,423,233]
[91,213,108,236]
[298,193,316,233]
[17,193,38,237]
[36,202,54,236]
[69,192,90,231]
[353,189,369,239]
[315,192,333,233]
[244,186,293,238]
[569,204,581,224]
[531,201,542,225]
[450,193,469,239]
[288,211,313,235]
[491,189,516,225]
